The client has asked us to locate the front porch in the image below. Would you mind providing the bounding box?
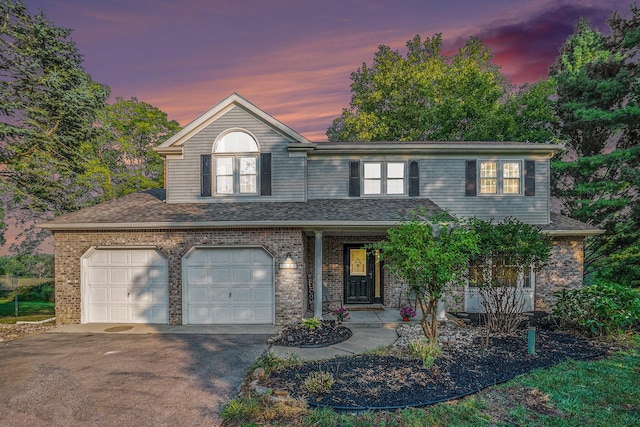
[301,231,421,319]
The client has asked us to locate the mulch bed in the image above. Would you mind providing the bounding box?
[268,320,353,348]
[262,314,610,410]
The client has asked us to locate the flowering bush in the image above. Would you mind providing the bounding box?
[399,306,417,319]
[332,307,350,321]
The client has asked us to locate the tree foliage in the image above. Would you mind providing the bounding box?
[550,8,640,287]
[0,0,109,252]
[468,217,552,333]
[81,97,180,201]
[0,2,180,253]
[327,34,557,143]
[371,211,478,342]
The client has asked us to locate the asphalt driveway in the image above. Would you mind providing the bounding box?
[0,331,270,426]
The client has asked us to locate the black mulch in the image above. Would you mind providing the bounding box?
[263,315,610,410]
[268,320,353,348]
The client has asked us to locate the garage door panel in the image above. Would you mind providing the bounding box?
[110,287,129,302]
[254,287,272,302]
[109,251,128,265]
[210,287,230,301]
[232,268,251,282]
[231,249,252,263]
[253,306,272,322]
[88,306,109,322]
[89,287,108,303]
[89,268,109,284]
[184,247,273,324]
[149,287,168,303]
[232,287,251,302]
[187,287,208,303]
[190,306,211,323]
[253,267,270,282]
[108,306,129,322]
[212,268,230,283]
[232,306,253,322]
[148,266,167,283]
[188,267,210,285]
[109,268,129,285]
[84,248,168,324]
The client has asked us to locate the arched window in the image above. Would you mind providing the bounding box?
[213,131,259,195]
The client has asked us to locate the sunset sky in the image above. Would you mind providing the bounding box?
[25,0,628,142]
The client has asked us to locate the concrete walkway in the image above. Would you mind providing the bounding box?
[49,309,423,361]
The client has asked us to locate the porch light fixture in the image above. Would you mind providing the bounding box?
[280,252,297,269]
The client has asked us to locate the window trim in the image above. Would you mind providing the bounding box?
[213,154,259,195]
[477,160,523,196]
[208,129,261,197]
[361,161,407,196]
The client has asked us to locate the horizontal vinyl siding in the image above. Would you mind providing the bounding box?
[166,107,306,203]
[306,155,549,224]
[307,159,350,199]
[420,158,549,224]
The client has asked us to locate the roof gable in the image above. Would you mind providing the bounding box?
[155,93,311,155]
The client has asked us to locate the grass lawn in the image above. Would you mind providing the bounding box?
[0,297,55,323]
[223,336,640,426]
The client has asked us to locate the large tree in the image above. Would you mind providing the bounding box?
[81,97,181,202]
[0,0,109,252]
[327,34,557,143]
[550,8,640,287]
[0,2,180,253]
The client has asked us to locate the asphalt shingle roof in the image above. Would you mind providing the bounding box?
[40,189,442,229]
[39,189,602,236]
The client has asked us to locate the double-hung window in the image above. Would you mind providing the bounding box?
[479,161,521,195]
[213,131,259,195]
[363,162,405,195]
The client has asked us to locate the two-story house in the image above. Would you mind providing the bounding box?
[41,93,601,325]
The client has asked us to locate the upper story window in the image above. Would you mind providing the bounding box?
[467,159,534,197]
[350,160,419,197]
[363,162,405,195]
[478,161,521,195]
[213,131,259,195]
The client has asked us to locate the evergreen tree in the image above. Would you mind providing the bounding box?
[551,8,640,287]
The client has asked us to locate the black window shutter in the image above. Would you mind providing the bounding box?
[349,161,360,197]
[201,154,211,197]
[408,161,419,197]
[260,153,272,196]
[524,160,535,196]
[465,160,477,196]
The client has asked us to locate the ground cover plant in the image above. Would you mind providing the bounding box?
[222,315,639,426]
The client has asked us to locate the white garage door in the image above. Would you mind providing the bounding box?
[83,248,169,324]
[183,247,274,324]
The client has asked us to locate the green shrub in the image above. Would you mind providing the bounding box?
[552,281,640,337]
[16,281,55,302]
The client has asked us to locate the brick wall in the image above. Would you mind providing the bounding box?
[536,236,585,310]
[53,228,304,325]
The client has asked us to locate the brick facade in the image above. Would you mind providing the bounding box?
[535,237,585,310]
[54,230,585,325]
[53,228,304,325]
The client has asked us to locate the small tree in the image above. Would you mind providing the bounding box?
[372,211,478,342]
[469,217,552,333]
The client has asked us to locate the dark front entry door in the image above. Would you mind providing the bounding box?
[344,244,382,304]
